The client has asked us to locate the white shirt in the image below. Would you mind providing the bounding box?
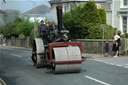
[114,35,120,41]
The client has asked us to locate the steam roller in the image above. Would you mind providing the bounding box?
[31,6,86,74]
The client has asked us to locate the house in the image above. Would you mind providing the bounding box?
[23,5,50,22]
[49,0,112,12]
[0,10,19,25]
[49,0,112,28]
[49,0,128,34]
[112,0,128,33]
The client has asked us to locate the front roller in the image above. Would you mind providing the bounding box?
[32,38,45,68]
[53,46,82,73]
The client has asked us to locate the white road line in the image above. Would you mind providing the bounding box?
[115,64,122,67]
[109,63,114,65]
[84,76,111,85]
[124,66,128,69]
[0,78,7,85]
[93,60,124,68]
[11,53,22,58]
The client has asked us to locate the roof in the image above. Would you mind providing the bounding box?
[49,0,112,4]
[23,5,50,15]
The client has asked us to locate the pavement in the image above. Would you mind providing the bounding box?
[82,53,128,69]
[0,45,128,85]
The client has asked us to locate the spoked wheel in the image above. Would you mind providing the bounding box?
[31,38,45,68]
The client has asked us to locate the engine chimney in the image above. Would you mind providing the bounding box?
[56,6,64,34]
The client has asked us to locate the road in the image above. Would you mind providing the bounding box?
[0,46,128,85]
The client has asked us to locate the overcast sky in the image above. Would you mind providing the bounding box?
[0,0,50,13]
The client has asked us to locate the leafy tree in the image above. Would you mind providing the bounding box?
[63,5,83,39]
[0,18,23,38]
[1,22,18,38]
[63,1,102,39]
[16,19,34,36]
[99,8,106,24]
[104,25,116,39]
[0,17,34,38]
[82,1,101,24]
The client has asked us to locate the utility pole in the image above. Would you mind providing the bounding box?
[102,24,105,54]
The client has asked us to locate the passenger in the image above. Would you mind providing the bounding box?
[47,22,55,43]
[38,20,48,38]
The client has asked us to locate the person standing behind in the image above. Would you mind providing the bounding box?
[105,40,109,57]
[38,20,48,45]
[113,32,121,57]
[38,20,48,37]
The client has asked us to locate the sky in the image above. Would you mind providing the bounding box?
[0,0,50,13]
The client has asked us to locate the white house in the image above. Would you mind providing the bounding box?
[49,0,128,34]
[111,0,128,33]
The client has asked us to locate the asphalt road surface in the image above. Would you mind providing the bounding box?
[0,46,128,85]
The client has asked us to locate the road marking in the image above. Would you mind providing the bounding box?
[0,78,6,85]
[11,53,22,58]
[84,76,111,85]
[93,59,128,69]
[115,64,122,67]
[108,63,114,65]
[124,66,128,69]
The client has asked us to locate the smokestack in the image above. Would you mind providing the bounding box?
[56,6,63,33]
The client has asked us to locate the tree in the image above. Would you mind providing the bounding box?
[16,19,34,36]
[0,18,34,38]
[63,5,83,39]
[81,1,102,39]
[99,8,106,24]
[82,1,101,24]
[63,1,102,39]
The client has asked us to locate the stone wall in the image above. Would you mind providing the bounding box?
[1,37,128,55]
[74,39,128,55]
[0,37,31,48]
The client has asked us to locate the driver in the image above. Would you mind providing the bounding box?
[38,20,48,38]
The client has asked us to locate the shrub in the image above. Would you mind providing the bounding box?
[63,1,102,39]
[98,8,106,24]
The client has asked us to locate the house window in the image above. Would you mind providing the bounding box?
[123,0,128,6]
[122,16,127,33]
[120,0,128,8]
[64,5,66,12]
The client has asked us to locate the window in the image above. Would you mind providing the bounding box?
[64,5,66,12]
[123,0,128,6]
[120,0,128,8]
[122,16,127,33]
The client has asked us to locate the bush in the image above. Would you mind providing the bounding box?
[104,25,116,39]
[63,5,83,39]
[81,1,101,24]
[16,19,34,36]
[120,33,128,38]
[0,17,35,38]
[63,1,117,39]
[98,8,106,24]
[63,1,102,39]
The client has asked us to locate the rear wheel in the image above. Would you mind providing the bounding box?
[32,39,45,68]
